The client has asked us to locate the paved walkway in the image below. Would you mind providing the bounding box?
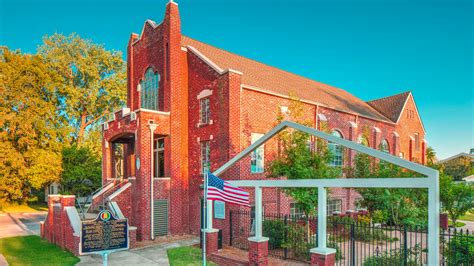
[77,237,199,266]
[458,220,474,232]
[0,212,46,239]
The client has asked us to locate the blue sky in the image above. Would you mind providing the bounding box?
[1,0,472,159]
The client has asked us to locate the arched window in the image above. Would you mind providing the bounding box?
[141,68,160,110]
[380,139,390,153]
[329,130,344,167]
[357,134,369,147]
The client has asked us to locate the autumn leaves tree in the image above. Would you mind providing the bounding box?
[38,33,126,145]
[0,50,65,202]
[0,33,126,203]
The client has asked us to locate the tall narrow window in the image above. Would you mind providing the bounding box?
[329,130,344,167]
[141,68,160,110]
[357,134,369,147]
[201,141,210,175]
[414,133,420,151]
[380,139,390,153]
[250,133,264,173]
[199,97,210,125]
[154,138,165,178]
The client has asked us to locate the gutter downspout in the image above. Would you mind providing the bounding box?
[148,123,157,240]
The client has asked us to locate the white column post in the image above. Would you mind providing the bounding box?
[207,200,213,229]
[310,186,335,256]
[148,123,157,240]
[317,186,327,248]
[428,172,440,264]
[248,186,268,243]
[255,186,262,238]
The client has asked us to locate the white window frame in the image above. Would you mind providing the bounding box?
[290,202,305,218]
[199,97,210,125]
[141,68,160,111]
[250,133,264,173]
[329,130,344,167]
[153,138,165,178]
[327,199,342,215]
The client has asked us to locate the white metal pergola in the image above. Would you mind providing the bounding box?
[206,120,439,264]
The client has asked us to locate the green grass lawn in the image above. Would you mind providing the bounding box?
[0,235,79,266]
[448,221,466,228]
[167,246,217,266]
[459,212,474,222]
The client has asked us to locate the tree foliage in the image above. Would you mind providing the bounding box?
[440,174,474,225]
[352,153,428,226]
[267,98,340,216]
[1,33,126,203]
[0,50,65,203]
[38,33,126,145]
[60,145,102,196]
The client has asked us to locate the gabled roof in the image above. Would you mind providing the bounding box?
[367,91,411,123]
[181,36,392,123]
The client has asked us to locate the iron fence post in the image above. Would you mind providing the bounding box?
[403,224,408,266]
[284,214,288,260]
[350,223,355,266]
[229,211,233,247]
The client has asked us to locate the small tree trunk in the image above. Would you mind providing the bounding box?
[77,113,87,145]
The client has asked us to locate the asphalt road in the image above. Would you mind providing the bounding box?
[0,212,47,239]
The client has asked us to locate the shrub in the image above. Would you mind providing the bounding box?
[262,219,286,249]
[358,215,371,225]
[363,245,422,266]
[354,226,398,243]
[445,234,474,265]
[371,210,387,224]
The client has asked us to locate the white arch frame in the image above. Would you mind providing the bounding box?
[208,120,439,264]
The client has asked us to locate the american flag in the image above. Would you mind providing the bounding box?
[206,172,250,207]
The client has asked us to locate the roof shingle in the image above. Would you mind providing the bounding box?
[181,36,392,123]
[367,91,411,123]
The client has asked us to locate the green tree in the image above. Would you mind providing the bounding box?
[60,145,102,196]
[38,33,126,146]
[425,146,436,166]
[353,153,427,225]
[0,50,65,203]
[440,174,474,225]
[267,98,340,216]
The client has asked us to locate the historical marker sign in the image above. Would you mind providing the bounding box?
[214,200,225,219]
[80,210,129,255]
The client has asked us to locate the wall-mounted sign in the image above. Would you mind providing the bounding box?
[80,210,129,255]
[136,157,140,170]
[214,200,225,219]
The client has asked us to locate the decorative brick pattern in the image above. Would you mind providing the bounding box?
[248,239,269,266]
[205,231,219,255]
[310,252,336,266]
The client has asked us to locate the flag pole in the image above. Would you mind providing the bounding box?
[202,170,208,266]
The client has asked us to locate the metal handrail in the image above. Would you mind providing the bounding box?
[84,179,117,214]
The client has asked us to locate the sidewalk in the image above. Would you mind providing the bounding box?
[77,237,199,266]
[458,220,474,231]
[0,212,47,239]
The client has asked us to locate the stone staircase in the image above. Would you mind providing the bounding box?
[76,179,129,220]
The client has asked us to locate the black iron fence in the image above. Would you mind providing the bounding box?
[229,210,473,265]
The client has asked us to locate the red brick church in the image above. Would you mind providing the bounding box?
[100,1,426,243]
